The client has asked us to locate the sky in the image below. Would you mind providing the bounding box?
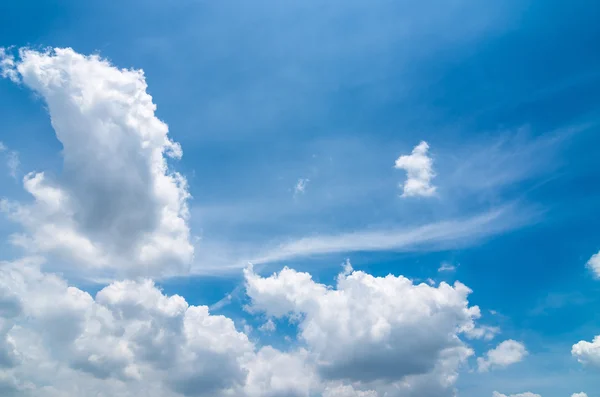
[0,0,599,396]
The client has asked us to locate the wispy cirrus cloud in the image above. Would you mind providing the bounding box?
[0,141,19,179]
[192,203,540,274]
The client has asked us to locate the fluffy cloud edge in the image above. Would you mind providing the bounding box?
[394,141,436,198]
[0,47,193,279]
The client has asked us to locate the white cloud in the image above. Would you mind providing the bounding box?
[587,251,600,278]
[438,262,456,272]
[294,178,309,196]
[0,256,498,397]
[492,392,541,397]
[6,151,19,179]
[244,265,491,396]
[464,325,500,341]
[245,206,533,268]
[571,393,588,397]
[0,46,551,397]
[572,335,600,367]
[258,319,276,333]
[0,142,19,179]
[244,347,317,397]
[394,141,436,197]
[0,257,254,397]
[477,340,528,372]
[1,48,193,278]
[322,384,377,397]
[0,48,19,83]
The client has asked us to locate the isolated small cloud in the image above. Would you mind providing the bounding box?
[0,48,20,83]
[478,340,528,372]
[294,178,309,196]
[259,318,276,333]
[438,262,457,272]
[6,151,19,179]
[0,141,19,179]
[571,393,588,397]
[394,141,436,197]
[464,325,500,341]
[587,251,600,278]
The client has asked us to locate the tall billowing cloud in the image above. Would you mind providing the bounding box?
[0,48,193,277]
[394,141,436,197]
[477,340,528,372]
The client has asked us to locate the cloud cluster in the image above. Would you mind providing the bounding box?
[244,263,490,396]
[0,48,193,278]
[394,141,436,197]
[0,257,253,396]
[0,257,504,397]
[0,47,512,396]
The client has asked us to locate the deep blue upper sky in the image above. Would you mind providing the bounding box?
[1,1,599,396]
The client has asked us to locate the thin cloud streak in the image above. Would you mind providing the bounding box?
[191,204,540,275]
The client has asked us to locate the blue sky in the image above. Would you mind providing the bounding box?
[0,1,599,396]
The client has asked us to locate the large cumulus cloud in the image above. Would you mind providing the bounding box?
[244,263,487,396]
[0,48,193,278]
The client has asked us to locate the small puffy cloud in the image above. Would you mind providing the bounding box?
[464,325,500,341]
[6,151,19,179]
[493,392,541,397]
[244,265,487,396]
[294,178,309,196]
[478,340,528,372]
[1,48,193,278]
[258,319,276,333]
[572,335,600,367]
[394,141,436,197]
[0,48,19,83]
[571,393,588,397]
[438,262,456,272]
[587,251,600,278]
